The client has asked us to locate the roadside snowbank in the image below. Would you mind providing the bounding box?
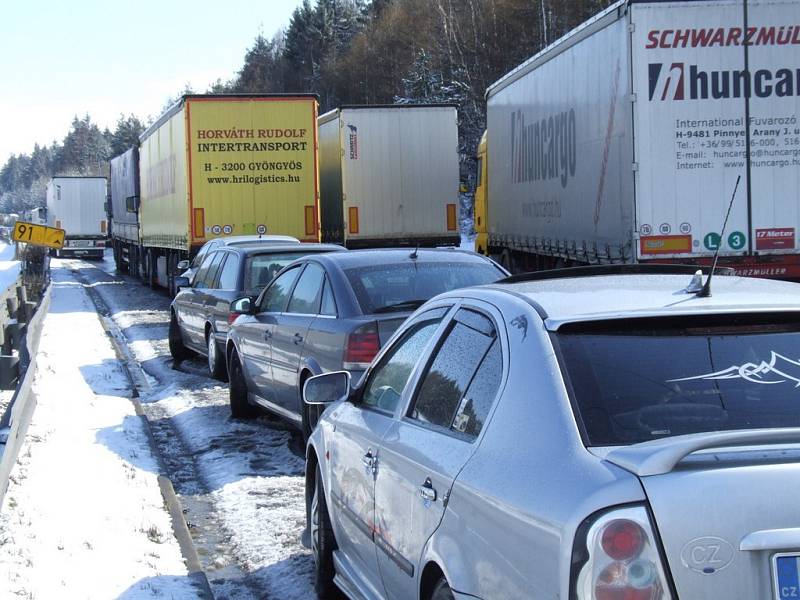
[0,266,202,598]
[0,242,20,294]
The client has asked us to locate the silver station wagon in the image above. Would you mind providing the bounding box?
[302,265,800,600]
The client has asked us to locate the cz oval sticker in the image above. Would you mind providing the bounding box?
[680,536,735,574]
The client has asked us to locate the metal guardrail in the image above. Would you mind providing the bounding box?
[0,244,51,506]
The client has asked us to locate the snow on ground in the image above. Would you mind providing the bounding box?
[0,242,20,295]
[68,252,316,599]
[0,263,202,599]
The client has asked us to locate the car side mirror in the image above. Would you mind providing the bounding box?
[230,296,255,316]
[174,276,191,291]
[176,259,190,271]
[303,371,351,406]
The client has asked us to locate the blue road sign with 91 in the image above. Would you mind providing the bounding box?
[775,554,800,599]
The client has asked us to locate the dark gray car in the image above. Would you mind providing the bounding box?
[169,243,344,380]
[225,248,508,436]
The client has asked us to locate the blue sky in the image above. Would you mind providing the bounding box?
[0,0,305,164]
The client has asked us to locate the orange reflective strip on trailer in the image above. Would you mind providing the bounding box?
[348,207,359,234]
[446,203,457,231]
[100,220,107,233]
[305,205,316,237]
[193,208,205,239]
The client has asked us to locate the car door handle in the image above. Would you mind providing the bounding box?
[419,478,437,502]
[293,332,303,344]
[264,330,272,340]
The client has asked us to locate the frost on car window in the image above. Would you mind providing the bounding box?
[412,310,498,436]
[557,322,800,445]
[362,317,443,412]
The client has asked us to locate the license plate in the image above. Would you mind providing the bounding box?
[773,553,800,599]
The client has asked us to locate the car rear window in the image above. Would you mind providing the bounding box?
[244,252,322,291]
[556,314,800,446]
[344,261,502,314]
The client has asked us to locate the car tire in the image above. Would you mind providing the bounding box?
[229,350,257,419]
[169,312,192,362]
[430,578,455,600]
[311,463,340,599]
[207,331,228,382]
[300,372,316,442]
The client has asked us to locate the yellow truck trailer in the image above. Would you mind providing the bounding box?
[137,94,320,290]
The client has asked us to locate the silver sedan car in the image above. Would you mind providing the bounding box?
[302,265,800,600]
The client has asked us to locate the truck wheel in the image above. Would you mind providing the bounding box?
[207,331,228,382]
[168,312,192,363]
[229,350,257,418]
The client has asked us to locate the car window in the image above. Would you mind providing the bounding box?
[288,263,325,314]
[320,277,337,316]
[361,309,447,412]
[204,252,227,290]
[258,266,301,313]
[217,254,240,290]
[556,314,800,445]
[452,340,502,438]
[245,252,319,291]
[192,240,216,269]
[410,309,497,433]
[344,261,503,314]
[192,252,217,289]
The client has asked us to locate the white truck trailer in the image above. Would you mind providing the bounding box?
[109,147,140,275]
[45,177,107,259]
[479,0,800,278]
[319,105,460,248]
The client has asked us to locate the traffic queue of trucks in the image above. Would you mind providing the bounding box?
[106,96,462,293]
[48,0,800,285]
[475,0,800,279]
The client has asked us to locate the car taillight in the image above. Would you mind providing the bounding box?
[573,507,671,600]
[344,322,380,370]
[228,312,242,325]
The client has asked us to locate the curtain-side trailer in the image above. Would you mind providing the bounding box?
[135,94,320,293]
[481,0,800,279]
[45,177,107,259]
[318,105,460,248]
[109,147,140,275]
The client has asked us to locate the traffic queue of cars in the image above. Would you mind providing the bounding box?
[301,265,800,600]
[170,242,800,599]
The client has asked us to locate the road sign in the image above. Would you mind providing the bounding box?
[12,221,65,249]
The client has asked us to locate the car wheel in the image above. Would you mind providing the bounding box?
[300,372,316,442]
[229,350,257,419]
[430,578,455,600]
[207,331,228,382]
[168,312,192,362]
[311,463,339,598]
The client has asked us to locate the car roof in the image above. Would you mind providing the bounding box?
[307,247,506,269]
[213,235,300,246]
[477,273,800,329]
[230,243,345,256]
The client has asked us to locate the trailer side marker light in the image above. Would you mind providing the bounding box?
[447,204,457,231]
[349,207,359,235]
[304,205,316,237]
[100,220,107,234]
[193,208,205,239]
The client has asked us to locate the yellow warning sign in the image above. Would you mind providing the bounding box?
[12,221,65,249]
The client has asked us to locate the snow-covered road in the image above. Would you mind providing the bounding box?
[26,253,317,599]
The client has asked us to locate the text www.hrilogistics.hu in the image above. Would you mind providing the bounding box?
[206,174,301,185]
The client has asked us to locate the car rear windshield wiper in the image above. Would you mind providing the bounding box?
[373,299,427,314]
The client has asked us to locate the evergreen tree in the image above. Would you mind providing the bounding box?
[109,114,146,158]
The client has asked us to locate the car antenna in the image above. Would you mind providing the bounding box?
[409,245,419,260]
[697,174,741,298]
